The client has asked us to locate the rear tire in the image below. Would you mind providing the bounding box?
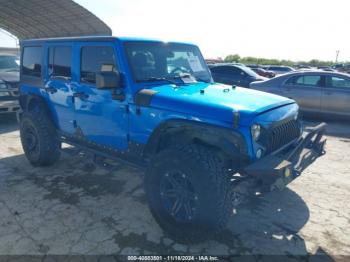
[20,110,61,166]
[145,144,232,242]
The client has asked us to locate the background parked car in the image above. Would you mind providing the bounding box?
[264,65,295,75]
[333,64,350,74]
[0,54,20,114]
[250,67,275,78]
[250,71,350,118]
[245,65,275,78]
[209,64,267,87]
[317,66,335,72]
[295,65,312,70]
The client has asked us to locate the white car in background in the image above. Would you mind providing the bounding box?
[0,54,20,114]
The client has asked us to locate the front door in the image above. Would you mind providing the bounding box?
[72,44,129,150]
[281,74,323,113]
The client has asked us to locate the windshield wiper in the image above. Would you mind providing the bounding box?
[195,77,211,83]
[136,77,178,85]
[171,73,193,81]
[172,73,211,84]
[137,75,211,85]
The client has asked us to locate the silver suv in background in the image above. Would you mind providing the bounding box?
[0,54,20,114]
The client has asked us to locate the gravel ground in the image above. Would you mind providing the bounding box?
[0,114,349,258]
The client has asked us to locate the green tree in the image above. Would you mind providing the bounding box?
[223,54,340,67]
[224,54,241,62]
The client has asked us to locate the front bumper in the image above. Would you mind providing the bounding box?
[0,88,19,114]
[244,123,327,191]
[0,100,20,114]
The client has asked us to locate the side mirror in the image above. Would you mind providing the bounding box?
[96,71,121,89]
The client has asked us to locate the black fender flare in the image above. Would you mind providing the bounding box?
[19,94,57,127]
[19,94,47,112]
[144,119,248,160]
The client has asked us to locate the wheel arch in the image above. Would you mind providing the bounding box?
[144,119,248,163]
[19,94,57,128]
[20,94,44,111]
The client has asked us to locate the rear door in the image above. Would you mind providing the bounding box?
[44,45,75,134]
[322,75,350,116]
[72,43,129,150]
[281,74,323,112]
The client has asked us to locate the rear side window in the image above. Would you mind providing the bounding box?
[327,76,350,89]
[22,46,42,77]
[286,75,321,87]
[48,46,72,79]
[81,46,116,84]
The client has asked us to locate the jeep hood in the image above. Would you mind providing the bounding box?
[145,82,295,126]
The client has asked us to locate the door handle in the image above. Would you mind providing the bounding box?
[73,92,89,99]
[325,91,333,95]
[44,86,57,94]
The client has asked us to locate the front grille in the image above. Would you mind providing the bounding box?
[8,83,20,97]
[0,91,17,101]
[265,119,300,153]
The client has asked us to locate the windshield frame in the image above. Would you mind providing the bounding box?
[123,41,212,85]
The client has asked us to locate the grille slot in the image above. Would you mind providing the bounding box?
[266,120,300,153]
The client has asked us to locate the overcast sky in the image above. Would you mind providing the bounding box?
[0,0,349,62]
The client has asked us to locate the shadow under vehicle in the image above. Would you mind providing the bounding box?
[0,149,311,257]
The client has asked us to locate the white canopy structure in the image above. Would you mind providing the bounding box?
[0,0,112,40]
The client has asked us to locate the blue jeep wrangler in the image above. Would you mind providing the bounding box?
[18,36,326,241]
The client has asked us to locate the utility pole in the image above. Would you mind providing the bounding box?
[335,50,340,64]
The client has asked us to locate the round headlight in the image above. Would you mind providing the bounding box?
[0,82,7,89]
[251,124,261,141]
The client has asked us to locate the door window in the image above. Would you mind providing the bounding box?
[22,46,42,77]
[326,76,350,89]
[80,46,116,84]
[48,46,72,79]
[227,67,240,76]
[286,75,321,87]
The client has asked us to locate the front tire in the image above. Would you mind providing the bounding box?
[145,144,232,242]
[20,110,61,166]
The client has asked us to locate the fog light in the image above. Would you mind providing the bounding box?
[256,149,263,159]
[284,168,291,177]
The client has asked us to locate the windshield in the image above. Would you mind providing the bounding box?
[124,41,212,83]
[0,55,20,72]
